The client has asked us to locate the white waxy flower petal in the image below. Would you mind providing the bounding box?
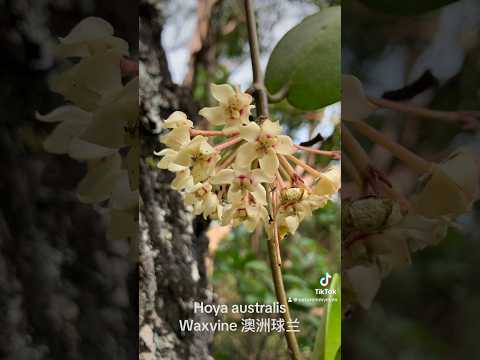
[68,138,116,160]
[413,148,478,218]
[284,215,300,235]
[439,148,478,200]
[159,126,191,150]
[61,17,114,44]
[199,139,214,156]
[237,91,253,108]
[342,75,378,122]
[261,119,282,136]
[211,169,235,184]
[345,264,381,309]
[162,111,192,129]
[227,191,241,206]
[56,17,129,58]
[157,149,178,169]
[251,168,274,184]
[251,183,267,205]
[210,83,235,103]
[174,149,194,167]
[366,231,411,277]
[168,163,188,172]
[43,118,91,154]
[50,50,123,111]
[81,76,139,148]
[36,105,91,123]
[77,153,122,203]
[259,150,279,180]
[57,36,129,59]
[275,135,295,155]
[235,142,258,169]
[199,106,227,126]
[154,148,176,157]
[313,165,341,196]
[204,193,219,217]
[239,122,261,142]
[171,169,193,190]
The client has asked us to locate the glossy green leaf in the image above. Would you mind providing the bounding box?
[312,274,341,360]
[265,6,340,110]
[358,0,460,16]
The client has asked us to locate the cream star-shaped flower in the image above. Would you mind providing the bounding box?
[222,198,269,232]
[276,188,328,239]
[154,148,194,191]
[159,111,193,151]
[210,164,272,205]
[199,84,254,130]
[56,17,129,58]
[412,148,478,218]
[174,135,220,183]
[235,119,295,179]
[312,165,341,197]
[184,182,221,219]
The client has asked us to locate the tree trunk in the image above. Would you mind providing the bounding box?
[139,1,214,360]
[0,1,137,359]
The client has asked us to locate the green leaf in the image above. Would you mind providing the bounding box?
[312,274,341,360]
[265,6,340,110]
[357,0,460,16]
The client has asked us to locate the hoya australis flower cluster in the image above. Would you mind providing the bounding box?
[341,75,479,310]
[156,84,340,239]
[37,18,138,256]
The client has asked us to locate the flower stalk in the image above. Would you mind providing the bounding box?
[368,96,479,129]
[343,124,412,208]
[295,144,341,159]
[214,136,243,152]
[190,129,230,137]
[350,121,433,174]
[286,154,322,178]
[244,0,302,358]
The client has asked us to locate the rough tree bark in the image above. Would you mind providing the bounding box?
[139,1,214,360]
[0,1,137,359]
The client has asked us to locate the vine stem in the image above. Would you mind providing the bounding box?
[244,1,302,358]
[244,0,269,118]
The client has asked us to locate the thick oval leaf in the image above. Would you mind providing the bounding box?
[358,0,460,16]
[265,6,340,110]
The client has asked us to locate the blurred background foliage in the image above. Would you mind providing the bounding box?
[343,0,480,358]
[162,0,341,358]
